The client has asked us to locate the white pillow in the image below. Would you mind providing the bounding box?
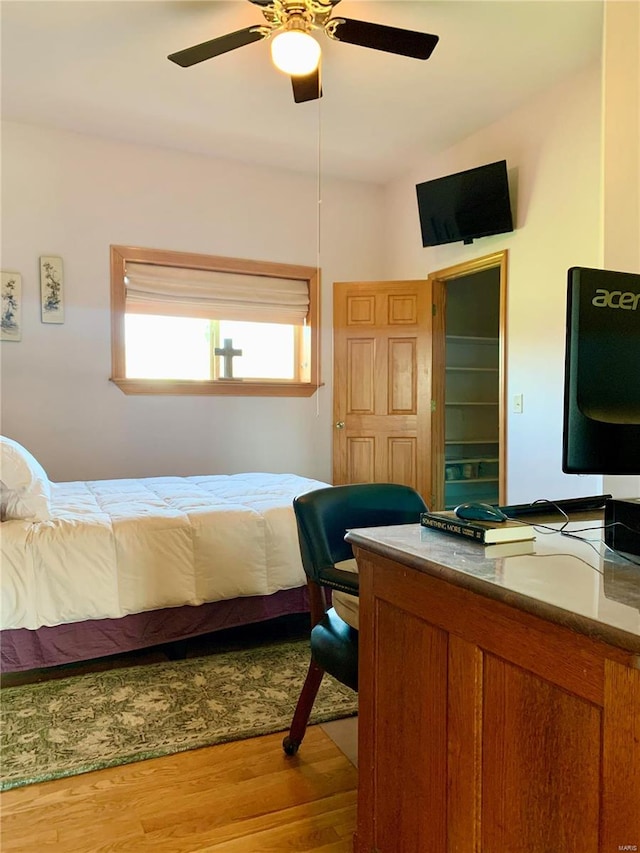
[0,436,52,521]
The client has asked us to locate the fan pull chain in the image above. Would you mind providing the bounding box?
[315,90,322,420]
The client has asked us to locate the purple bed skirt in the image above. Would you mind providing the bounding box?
[0,586,310,673]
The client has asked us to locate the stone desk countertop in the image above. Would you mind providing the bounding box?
[345,519,640,656]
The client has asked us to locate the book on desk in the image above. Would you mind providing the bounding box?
[482,539,537,557]
[421,511,536,544]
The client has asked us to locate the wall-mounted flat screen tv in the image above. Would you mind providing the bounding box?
[416,159,514,247]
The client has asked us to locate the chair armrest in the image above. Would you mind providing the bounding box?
[317,566,360,596]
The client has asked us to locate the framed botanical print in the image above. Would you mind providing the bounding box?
[40,256,64,324]
[1,271,22,341]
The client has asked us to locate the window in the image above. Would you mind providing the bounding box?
[110,246,320,396]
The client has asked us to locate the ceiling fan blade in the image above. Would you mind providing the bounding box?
[291,68,322,104]
[168,27,266,68]
[331,18,439,60]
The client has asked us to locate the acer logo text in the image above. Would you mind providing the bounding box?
[591,289,640,310]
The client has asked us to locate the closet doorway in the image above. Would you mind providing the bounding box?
[332,250,508,510]
[429,250,508,510]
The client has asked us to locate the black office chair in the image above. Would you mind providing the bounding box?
[282,482,428,755]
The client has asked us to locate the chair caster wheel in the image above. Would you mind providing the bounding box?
[282,735,300,756]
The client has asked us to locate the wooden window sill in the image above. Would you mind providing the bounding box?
[110,378,321,397]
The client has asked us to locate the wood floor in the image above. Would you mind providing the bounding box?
[1,618,358,852]
[0,725,357,852]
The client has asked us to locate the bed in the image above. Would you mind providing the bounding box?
[0,436,330,672]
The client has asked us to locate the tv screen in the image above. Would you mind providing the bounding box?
[562,266,640,474]
[416,160,514,247]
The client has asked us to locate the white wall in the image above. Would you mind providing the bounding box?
[3,25,637,500]
[601,0,640,500]
[383,64,606,504]
[0,122,384,482]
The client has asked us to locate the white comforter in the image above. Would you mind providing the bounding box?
[1,473,329,631]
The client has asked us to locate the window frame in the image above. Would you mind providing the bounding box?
[209,321,306,382]
[110,245,320,397]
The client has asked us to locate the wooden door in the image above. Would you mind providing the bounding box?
[332,280,433,501]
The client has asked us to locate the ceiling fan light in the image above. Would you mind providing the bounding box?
[271,30,321,76]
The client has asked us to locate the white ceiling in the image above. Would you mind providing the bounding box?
[1,0,604,183]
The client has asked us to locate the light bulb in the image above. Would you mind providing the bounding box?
[271,30,321,76]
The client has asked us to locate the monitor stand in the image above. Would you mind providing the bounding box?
[604,498,640,558]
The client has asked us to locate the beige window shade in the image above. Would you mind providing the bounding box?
[125,263,310,324]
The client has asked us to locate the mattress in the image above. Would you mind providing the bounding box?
[1,472,329,632]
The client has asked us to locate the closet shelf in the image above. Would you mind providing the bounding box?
[445,438,498,445]
[446,457,499,465]
[446,366,499,373]
[445,401,499,407]
[444,477,499,485]
[446,335,499,345]
[440,278,502,511]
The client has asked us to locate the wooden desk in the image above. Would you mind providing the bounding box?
[346,520,640,853]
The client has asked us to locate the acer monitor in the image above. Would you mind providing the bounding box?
[562,266,640,474]
[415,159,514,247]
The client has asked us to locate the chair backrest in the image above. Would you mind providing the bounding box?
[293,483,428,593]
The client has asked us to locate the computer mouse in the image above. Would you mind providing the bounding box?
[454,502,508,523]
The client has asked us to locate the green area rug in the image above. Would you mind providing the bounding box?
[0,639,358,791]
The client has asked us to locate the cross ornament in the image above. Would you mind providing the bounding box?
[214,338,243,379]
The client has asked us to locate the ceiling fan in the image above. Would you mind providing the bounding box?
[168,0,439,104]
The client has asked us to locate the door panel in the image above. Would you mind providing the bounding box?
[387,437,417,487]
[348,295,376,325]
[388,293,418,324]
[333,280,432,501]
[481,654,601,852]
[388,338,417,413]
[347,339,375,413]
[347,437,375,483]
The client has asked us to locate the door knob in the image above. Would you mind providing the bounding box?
[335,421,345,430]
